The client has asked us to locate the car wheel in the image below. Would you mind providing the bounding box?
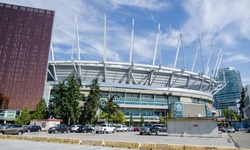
[148,132,151,135]
[17,131,22,135]
[92,130,94,133]
[140,132,142,135]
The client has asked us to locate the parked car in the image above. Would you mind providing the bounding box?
[152,124,167,132]
[218,126,227,132]
[78,125,95,133]
[27,125,42,132]
[133,126,140,132]
[128,126,134,131]
[0,124,26,135]
[227,126,235,133]
[116,125,128,132]
[140,123,158,135]
[48,124,69,134]
[95,124,115,134]
[247,128,250,133]
[70,124,82,133]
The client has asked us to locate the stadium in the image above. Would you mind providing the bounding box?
[45,17,224,124]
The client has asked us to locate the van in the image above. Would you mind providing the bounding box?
[0,124,26,135]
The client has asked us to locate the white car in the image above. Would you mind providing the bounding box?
[227,126,235,133]
[116,125,128,132]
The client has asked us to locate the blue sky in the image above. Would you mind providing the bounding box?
[2,0,250,85]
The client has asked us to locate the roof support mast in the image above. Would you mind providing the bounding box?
[129,19,134,63]
[75,14,80,60]
[153,24,160,66]
[103,15,107,82]
[213,49,222,77]
[173,29,183,68]
[204,43,213,76]
[191,35,201,72]
[104,15,107,62]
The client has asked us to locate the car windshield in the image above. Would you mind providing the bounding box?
[143,124,153,127]
[0,124,8,129]
[54,124,59,128]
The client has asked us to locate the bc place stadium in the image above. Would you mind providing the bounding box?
[44,16,225,124]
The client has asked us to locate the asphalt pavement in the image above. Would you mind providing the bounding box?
[0,131,238,149]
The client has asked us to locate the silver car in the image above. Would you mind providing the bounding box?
[0,124,26,135]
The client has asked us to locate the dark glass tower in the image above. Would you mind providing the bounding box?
[213,67,243,112]
[0,3,54,110]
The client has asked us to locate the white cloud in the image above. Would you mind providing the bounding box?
[109,0,171,11]
[223,54,250,64]
[181,0,250,48]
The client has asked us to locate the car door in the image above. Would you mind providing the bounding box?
[4,125,13,134]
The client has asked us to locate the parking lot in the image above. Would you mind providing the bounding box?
[18,130,236,148]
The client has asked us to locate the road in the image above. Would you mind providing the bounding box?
[7,131,236,148]
[230,131,250,149]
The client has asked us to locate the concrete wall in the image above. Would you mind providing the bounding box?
[167,118,219,137]
[182,103,206,117]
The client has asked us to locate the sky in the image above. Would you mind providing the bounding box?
[1,0,250,86]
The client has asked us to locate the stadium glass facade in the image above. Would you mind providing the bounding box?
[0,3,54,110]
[213,67,242,112]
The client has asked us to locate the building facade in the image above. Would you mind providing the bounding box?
[0,3,54,110]
[243,84,250,126]
[213,67,242,113]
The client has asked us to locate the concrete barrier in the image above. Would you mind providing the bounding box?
[47,137,61,143]
[28,136,49,142]
[185,145,238,150]
[141,143,156,150]
[81,139,104,146]
[104,140,140,149]
[58,138,79,144]
[161,144,184,150]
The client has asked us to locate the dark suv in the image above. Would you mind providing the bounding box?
[27,125,42,132]
[0,124,26,135]
[140,124,159,135]
[48,124,69,134]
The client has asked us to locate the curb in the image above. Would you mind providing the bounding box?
[0,134,240,150]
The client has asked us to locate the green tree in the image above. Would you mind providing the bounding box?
[15,106,30,125]
[158,112,165,124]
[31,98,47,119]
[82,78,101,124]
[51,75,83,125]
[101,95,120,123]
[113,111,126,124]
[222,108,238,122]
